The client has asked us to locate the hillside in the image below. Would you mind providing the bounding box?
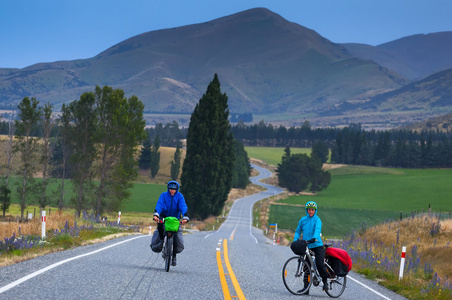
[0,8,408,125]
[342,31,452,80]
[313,68,452,129]
[401,112,452,132]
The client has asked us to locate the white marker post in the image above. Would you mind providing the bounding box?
[399,246,406,280]
[117,211,121,225]
[149,226,152,236]
[41,211,46,239]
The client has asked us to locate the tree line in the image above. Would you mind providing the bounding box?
[231,122,452,168]
[1,86,146,219]
[1,76,252,221]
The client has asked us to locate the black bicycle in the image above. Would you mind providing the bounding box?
[159,217,180,272]
[282,239,347,298]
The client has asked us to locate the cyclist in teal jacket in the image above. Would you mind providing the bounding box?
[294,201,329,293]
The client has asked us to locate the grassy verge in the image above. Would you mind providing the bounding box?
[0,210,140,267]
[335,216,452,300]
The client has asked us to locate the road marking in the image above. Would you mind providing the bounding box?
[348,275,392,300]
[216,239,246,300]
[223,240,245,299]
[216,245,231,300]
[248,201,258,243]
[0,235,147,294]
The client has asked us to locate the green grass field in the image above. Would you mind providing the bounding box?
[7,177,164,215]
[246,147,452,238]
[119,183,164,213]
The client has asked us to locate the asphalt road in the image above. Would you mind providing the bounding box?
[0,164,407,300]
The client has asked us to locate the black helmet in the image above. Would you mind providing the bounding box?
[167,181,179,191]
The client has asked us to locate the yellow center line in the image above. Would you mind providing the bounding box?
[223,240,246,300]
[216,239,246,300]
[216,247,231,300]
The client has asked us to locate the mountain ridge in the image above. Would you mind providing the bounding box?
[0,7,450,128]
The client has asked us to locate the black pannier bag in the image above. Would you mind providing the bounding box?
[327,256,349,276]
[290,240,307,255]
[150,228,184,253]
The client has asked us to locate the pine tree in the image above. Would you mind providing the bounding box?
[149,135,160,179]
[231,140,251,189]
[181,74,235,220]
[170,144,182,180]
[138,139,151,169]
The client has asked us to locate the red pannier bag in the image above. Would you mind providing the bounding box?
[325,247,352,276]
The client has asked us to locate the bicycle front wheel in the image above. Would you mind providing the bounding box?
[164,236,173,272]
[325,275,347,298]
[282,256,312,295]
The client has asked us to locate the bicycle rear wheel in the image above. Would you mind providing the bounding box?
[164,235,173,272]
[282,256,312,295]
[325,275,347,298]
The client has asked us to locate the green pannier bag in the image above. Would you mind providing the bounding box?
[164,217,180,232]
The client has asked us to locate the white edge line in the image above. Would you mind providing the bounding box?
[0,235,146,294]
[347,275,392,300]
[249,200,258,243]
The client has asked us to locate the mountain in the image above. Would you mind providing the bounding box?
[0,7,408,125]
[323,68,452,129]
[342,32,452,81]
[363,68,452,111]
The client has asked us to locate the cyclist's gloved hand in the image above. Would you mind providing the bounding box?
[307,238,316,243]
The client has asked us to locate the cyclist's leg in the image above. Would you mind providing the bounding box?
[173,228,184,252]
[157,221,165,240]
[312,247,329,289]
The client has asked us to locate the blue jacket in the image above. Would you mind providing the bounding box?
[293,201,323,249]
[154,181,189,221]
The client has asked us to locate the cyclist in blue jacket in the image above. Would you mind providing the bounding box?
[152,181,189,266]
[294,201,329,293]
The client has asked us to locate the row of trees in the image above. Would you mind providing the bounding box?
[330,126,452,168]
[230,121,452,168]
[1,86,146,219]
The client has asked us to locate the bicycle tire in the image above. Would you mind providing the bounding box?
[165,235,173,272]
[282,256,312,295]
[325,274,347,298]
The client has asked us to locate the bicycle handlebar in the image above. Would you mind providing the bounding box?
[156,217,182,224]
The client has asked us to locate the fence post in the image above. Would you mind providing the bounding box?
[41,211,46,239]
[399,246,406,280]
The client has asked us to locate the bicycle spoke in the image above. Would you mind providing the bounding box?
[325,275,347,298]
[282,256,312,295]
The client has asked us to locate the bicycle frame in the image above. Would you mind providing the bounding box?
[158,217,180,272]
[163,230,174,272]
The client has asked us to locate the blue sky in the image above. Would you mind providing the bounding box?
[1,0,451,69]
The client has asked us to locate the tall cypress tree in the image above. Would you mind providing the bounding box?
[149,135,160,179]
[181,74,235,220]
[170,144,182,180]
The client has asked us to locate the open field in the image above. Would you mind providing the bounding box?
[245,147,452,238]
[244,146,310,166]
[268,165,452,237]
